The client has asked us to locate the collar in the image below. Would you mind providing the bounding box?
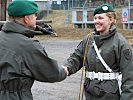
[94,24,117,40]
[1,21,36,38]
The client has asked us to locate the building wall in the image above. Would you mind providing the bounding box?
[51,0,86,10]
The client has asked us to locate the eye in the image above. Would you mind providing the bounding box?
[94,17,97,20]
[35,13,38,17]
[99,16,104,19]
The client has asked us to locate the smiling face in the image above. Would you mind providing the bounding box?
[94,13,113,35]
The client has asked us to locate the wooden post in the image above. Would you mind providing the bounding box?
[1,0,7,21]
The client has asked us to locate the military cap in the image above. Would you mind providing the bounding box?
[93,4,115,16]
[7,0,38,16]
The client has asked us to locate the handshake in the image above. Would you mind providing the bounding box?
[61,65,69,76]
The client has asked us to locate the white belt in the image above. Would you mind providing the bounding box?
[86,71,120,81]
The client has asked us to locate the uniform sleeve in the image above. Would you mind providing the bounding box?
[23,40,67,83]
[63,35,89,75]
[119,39,133,100]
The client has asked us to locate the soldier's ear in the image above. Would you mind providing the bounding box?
[24,15,29,25]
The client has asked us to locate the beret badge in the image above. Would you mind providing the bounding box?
[93,4,115,16]
[102,6,108,11]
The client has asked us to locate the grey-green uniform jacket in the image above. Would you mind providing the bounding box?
[64,25,133,100]
[0,21,67,100]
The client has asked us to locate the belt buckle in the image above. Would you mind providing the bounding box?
[90,71,95,80]
[98,72,104,81]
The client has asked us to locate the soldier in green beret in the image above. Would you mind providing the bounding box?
[0,0,68,100]
[63,4,133,100]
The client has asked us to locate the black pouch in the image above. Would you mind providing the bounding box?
[84,78,118,97]
[100,80,118,93]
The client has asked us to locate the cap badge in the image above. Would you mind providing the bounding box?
[102,6,108,11]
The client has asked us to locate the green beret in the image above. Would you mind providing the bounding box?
[7,0,38,16]
[93,4,115,16]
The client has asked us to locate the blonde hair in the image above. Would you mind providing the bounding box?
[106,12,116,25]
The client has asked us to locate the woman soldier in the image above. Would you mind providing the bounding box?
[63,4,133,100]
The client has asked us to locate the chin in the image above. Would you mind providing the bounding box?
[29,26,35,30]
[96,29,102,32]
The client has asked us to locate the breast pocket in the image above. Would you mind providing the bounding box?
[101,48,116,68]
